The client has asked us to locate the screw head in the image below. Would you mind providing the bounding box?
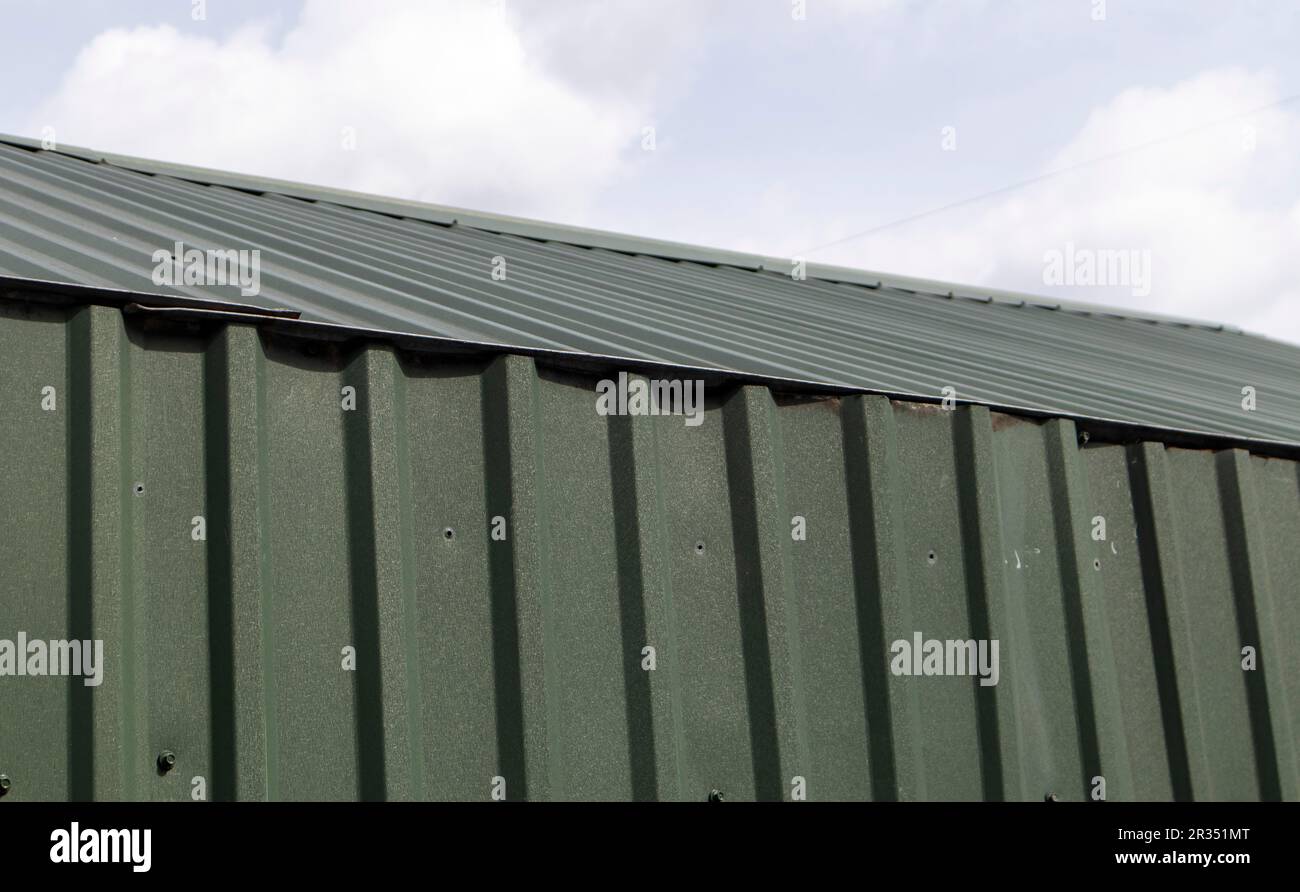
[157,751,176,774]
[1044,792,1058,802]
[707,788,725,803]
[0,774,11,795]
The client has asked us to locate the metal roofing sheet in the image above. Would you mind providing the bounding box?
[1,302,1296,801]
[0,137,1298,446]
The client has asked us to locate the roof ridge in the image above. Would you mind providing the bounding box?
[0,131,1243,334]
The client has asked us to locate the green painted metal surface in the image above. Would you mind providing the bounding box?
[1,300,1296,801]
[3,135,1300,445]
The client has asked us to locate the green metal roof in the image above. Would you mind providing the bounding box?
[1,299,1296,800]
[1,134,1298,446]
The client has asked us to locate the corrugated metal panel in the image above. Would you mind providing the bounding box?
[2,300,1296,801]
[1,138,1298,445]
[0,134,1247,330]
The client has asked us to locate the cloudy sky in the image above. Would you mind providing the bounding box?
[2,0,1297,342]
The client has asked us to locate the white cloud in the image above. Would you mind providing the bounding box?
[805,68,1300,342]
[511,0,706,107]
[27,0,673,218]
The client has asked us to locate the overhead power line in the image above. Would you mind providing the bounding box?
[799,92,1300,255]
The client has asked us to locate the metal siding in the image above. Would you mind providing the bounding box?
[2,142,1300,444]
[2,304,1297,801]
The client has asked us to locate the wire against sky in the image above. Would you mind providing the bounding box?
[798,92,1300,256]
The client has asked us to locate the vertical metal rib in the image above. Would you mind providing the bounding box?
[1043,419,1134,799]
[1216,449,1296,800]
[953,405,1020,800]
[606,410,659,800]
[840,395,901,800]
[65,305,128,801]
[721,386,783,800]
[340,349,387,801]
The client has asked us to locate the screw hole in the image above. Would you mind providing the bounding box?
[443,527,455,541]
[927,550,937,565]
[694,540,705,555]
[133,482,145,496]
[1093,558,1101,571]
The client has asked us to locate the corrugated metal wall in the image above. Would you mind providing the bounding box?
[1,302,1297,801]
